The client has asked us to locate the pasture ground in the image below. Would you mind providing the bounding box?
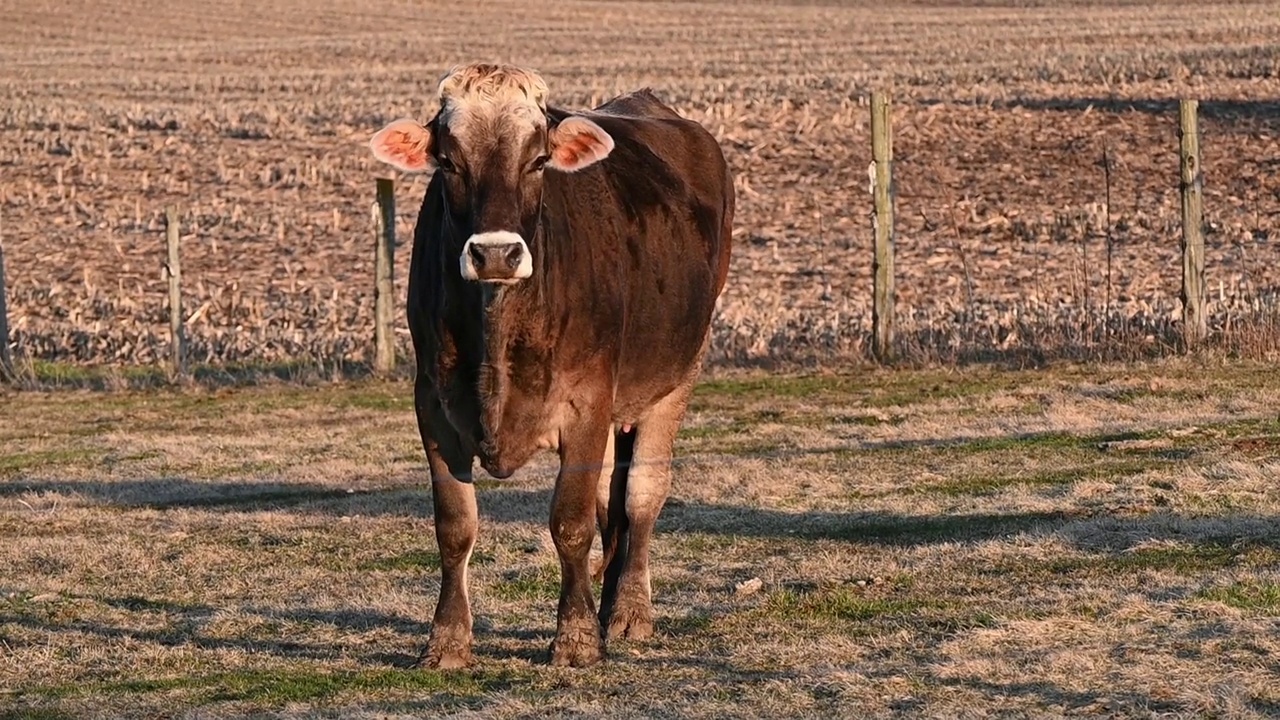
[2,359,1279,718]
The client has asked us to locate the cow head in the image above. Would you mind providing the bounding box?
[369,63,614,284]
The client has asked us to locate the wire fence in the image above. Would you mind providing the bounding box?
[1,95,1278,386]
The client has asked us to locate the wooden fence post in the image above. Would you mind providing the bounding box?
[164,206,185,376]
[870,90,896,362]
[1178,99,1206,347]
[0,209,13,383]
[373,178,396,374]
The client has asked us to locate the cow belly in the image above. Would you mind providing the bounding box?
[614,260,718,411]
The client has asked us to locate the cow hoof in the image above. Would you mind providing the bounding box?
[549,627,605,667]
[416,635,473,670]
[605,602,654,641]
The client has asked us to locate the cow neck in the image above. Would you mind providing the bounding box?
[476,283,514,444]
[473,230,553,447]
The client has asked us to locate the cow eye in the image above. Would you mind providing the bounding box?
[437,155,457,174]
[527,155,549,174]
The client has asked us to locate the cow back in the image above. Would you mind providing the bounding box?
[541,92,734,407]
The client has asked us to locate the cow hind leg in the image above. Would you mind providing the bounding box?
[596,427,635,615]
[602,384,691,642]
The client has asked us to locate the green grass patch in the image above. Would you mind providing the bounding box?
[717,439,784,457]
[669,532,739,554]
[1183,492,1263,513]
[692,369,1015,410]
[1209,416,1280,440]
[944,428,1169,454]
[102,450,164,465]
[694,375,857,402]
[170,487,357,510]
[1011,542,1280,579]
[663,611,716,636]
[765,588,926,623]
[677,435,785,457]
[16,359,171,388]
[334,390,414,412]
[0,448,101,474]
[1197,581,1280,613]
[12,358,400,395]
[679,418,754,440]
[835,413,908,427]
[363,549,442,571]
[825,428,1177,465]
[924,458,1160,497]
[99,595,206,614]
[200,460,283,479]
[759,586,999,636]
[663,508,1077,546]
[490,563,561,602]
[680,408,833,440]
[19,667,492,704]
[28,360,99,385]
[839,511,1074,545]
[228,532,308,550]
[0,708,77,720]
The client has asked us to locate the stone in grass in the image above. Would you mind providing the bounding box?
[734,577,764,597]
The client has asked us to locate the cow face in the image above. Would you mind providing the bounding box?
[370,64,614,284]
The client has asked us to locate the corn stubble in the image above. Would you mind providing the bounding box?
[0,0,1278,371]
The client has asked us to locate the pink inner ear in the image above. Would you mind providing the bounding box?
[370,120,433,173]
[549,118,614,172]
[552,137,593,168]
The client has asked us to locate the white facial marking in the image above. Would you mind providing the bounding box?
[460,231,533,283]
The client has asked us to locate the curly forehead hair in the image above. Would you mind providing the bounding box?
[436,63,549,114]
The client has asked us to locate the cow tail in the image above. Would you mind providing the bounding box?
[714,164,735,297]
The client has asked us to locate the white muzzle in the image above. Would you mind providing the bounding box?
[459,231,533,283]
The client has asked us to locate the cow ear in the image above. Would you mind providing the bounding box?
[370,119,435,173]
[547,116,614,173]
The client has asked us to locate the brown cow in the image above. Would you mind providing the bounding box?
[369,63,733,668]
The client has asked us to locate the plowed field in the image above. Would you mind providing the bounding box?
[2,0,1278,368]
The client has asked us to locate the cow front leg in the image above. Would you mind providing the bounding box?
[549,407,612,667]
[602,386,689,642]
[421,449,478,669]
[414,382,478,669]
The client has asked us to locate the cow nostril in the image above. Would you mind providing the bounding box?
[504,244,524,270]
[468,243,486,270]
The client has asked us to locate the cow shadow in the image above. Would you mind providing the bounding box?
[660,499,1280,552]
[0,596,430,667]
[610,652,1208,716]
[0,476,554,524]
[872,669,1189,716]
[7,405,1278,554]
[7,474,1277,554]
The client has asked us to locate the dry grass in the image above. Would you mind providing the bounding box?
[1,0,1279,369]
[2,357,1279,718]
